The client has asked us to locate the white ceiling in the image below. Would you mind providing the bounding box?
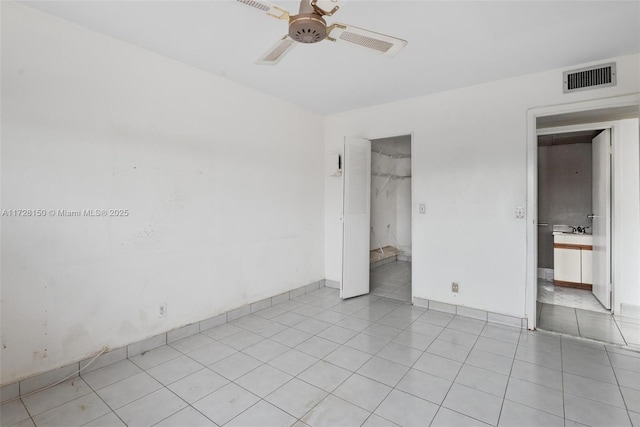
[21,1,640,114]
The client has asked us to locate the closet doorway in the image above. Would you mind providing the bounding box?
[369,135,412,302]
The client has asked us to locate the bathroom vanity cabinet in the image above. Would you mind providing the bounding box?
[553,233,593,290]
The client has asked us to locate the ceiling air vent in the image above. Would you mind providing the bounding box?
[563,62,616,93]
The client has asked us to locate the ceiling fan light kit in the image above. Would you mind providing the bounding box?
[236,0,408,65]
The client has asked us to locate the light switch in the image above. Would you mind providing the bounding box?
[516,206,525,219]
[419,204,426,214]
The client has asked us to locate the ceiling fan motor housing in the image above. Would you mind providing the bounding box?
[289,14,327,43]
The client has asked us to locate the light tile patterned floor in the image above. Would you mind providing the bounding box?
[537,279,608,313]
[3,287,640,427]
[536,279,640,348]
[537,302,640,348]
[370,260,411,302]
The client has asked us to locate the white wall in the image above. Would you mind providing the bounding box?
[1,3,324,384]
[613,119,640,315]
[324,54,639,318]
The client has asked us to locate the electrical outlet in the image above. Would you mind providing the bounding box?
[451,282,459,293]
[159,303,167,318]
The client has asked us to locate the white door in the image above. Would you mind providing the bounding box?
[342,137,371,299]
[591,129,611,309]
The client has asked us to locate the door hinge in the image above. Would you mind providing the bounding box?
[608,145,613,155]
[607,283,612,292]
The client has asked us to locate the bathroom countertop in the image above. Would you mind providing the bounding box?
[553,233,593,245]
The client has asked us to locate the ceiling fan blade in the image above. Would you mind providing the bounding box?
[312,0,342,16]
[235,0,290,20]
[256,35,297,65]
[326,23,407,57]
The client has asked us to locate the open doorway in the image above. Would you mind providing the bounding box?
[527,99,640,346]
[526,99,640,335]
[368,135,412,302]
[535,127,621,341]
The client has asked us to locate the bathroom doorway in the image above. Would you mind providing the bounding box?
[526,96,640,347]
[536,127,618,339]
[534,118,640,346]
[368,135,412,302]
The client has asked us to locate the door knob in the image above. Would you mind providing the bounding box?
[587,213,597,219]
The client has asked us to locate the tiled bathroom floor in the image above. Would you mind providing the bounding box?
[537,279,608,313]
[3,287,640,427]
[370,260,411,302]
[536,279,640,348]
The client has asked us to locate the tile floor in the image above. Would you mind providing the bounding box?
[3,287,640,427]
[370,260,411,302]
[538,302,640,349]
[537,279,608,313]
[536,279,640,349]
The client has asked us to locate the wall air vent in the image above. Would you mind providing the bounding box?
[563,62,616,93]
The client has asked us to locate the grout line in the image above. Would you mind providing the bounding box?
[495,326,524,426]
[574,307,582,337]
[81,372,131,427]
[612,316,630,346]
[604,347,636,426]
[560,330,567,422]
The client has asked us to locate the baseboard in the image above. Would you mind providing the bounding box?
[553,280,592,291]
[412,297,527,329]
[0,278,326,402]
[537,268,554,281]
[370,255,412,269]
[325,279,340,289]
[620,304,640,319]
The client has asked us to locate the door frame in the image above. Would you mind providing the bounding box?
[525,94,639,330]
[341,132,414,302]
[537,123,613,309]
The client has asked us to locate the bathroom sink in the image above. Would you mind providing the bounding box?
[552,231,592,236]
[552,225,591,235]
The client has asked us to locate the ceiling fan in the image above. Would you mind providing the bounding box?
[235,0,408,65]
